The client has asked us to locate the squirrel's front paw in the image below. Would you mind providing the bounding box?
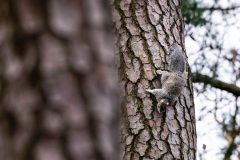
[156,70,169,75]
[146,89,153,93]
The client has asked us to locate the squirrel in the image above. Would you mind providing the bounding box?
[146,43,187,112]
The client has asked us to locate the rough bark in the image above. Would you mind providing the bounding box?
[112,0,196,159]
[0,0,119,160]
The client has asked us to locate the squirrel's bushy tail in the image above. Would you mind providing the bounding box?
[168,43,185,73]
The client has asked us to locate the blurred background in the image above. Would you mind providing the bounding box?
[184,0,240,159]
[0,1,119,160]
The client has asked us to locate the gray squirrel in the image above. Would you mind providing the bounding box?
[146,43,187,112]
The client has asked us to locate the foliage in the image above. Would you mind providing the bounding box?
[182,0,207,26]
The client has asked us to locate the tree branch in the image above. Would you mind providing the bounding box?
[188,6,240,12]
[192,73,240,96]
[200,6,240,12]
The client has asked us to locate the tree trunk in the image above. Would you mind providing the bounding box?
[0,0,119,160]
[112,0,196,159]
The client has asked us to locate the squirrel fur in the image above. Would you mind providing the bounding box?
[146,43,187,112]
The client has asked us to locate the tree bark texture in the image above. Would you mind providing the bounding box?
[0,0,119,160]
[112,0,196,159]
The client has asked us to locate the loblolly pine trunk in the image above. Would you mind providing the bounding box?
[112,0,197,159]
[0,0,119,160]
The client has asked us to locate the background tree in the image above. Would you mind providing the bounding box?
[112,0,196,159]
[182,0,240,159]
[0,0,119,160]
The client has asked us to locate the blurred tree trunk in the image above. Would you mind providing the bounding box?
[0,0,119,160]
[112,0,196,159]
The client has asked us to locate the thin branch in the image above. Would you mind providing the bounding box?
[192,73,240,96]
[188,6,240,12]
[200,6,240,12]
